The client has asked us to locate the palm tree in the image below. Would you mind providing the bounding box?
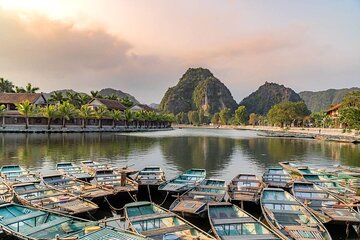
[40,105,58,130]
[124,109,133,128]
[90,90,102,98]
[15,100,35,129]
[106,94,119,101]
[49,91,64,104]
[15,86,26,93]
[0,78,14,92]
[78,105,94,128]
[24,83,40,93]
[66,92,81,108]
[0,104,6,127]
[78,94,91,106]
[94,105,108,128]
[120,97,134,108]
[58,101,76,128]
[109,110,124,128]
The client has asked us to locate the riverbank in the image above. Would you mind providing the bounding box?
[0,125,173,133]
[173,124,360,143]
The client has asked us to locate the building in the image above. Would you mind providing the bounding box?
[0,93,47,110]
[88,98,126,111]
[326,103,341,117]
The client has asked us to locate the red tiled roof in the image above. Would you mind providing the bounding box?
[0,93,44,104]
[326,103,342,113]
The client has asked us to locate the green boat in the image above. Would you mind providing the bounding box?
[0,203,146,240]
[56,162,93,182]
[0,165,40,185]
[124,201,215,239]
[262,167,292,189]
[158,169,206,193]
[208,202,282,240]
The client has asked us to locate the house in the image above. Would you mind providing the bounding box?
[130,104,156,112]
[326,103,341,117]
[0,93,47,110]
[88,98,126,111]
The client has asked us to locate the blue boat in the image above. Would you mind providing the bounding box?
[56,162,93,182]
[0,165,40,185]
[158,169,206,193]
[0,203,146,240]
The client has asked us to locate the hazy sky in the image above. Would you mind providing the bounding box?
[0,0,359,103]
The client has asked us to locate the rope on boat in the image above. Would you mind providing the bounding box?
[87,211,96,221]
[159,191,169,206]
[147,184,152,202]
[104,196,124,212]
[127,191,137,202]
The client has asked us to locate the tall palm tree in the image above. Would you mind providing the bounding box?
[40,105,58,130]
[66,92,81,108]
[78,94,91,106]
[15,86,26,93]
[94,105,108,128]
[109,109,124,128]
[0,78,14,92]
[78,105,94,128]
[58,101,76,128]
[24,83,40,93]
[120,97,134,108]
[15,100,35,129]
[0,104,6,127]
[106,94,119,101]
[124,109,133,128]
[90,90,102,98]
[49,91,64,104]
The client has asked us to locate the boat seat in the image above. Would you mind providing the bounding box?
[220,235,279,240]
[197,185,225,190]
[1,211,47,225]
[141,224,192,237]
[44,178,72,185]
[24,218,70,236]
[270,209,302,215]
[262,200,298,205]
[130,212,175,222]
[212,217,255,225]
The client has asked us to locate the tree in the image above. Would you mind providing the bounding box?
[211,112,220,125]
[40,105,58,130]
[15,86,26,93]
[66,92,81,108]
[90,90,102,98]
[106,94,119,101]
[248,113,258,126]
[176,112,188,124]
[15,100,36,129]
[124,109,133,128]
[188,111,199,125]
[0,78,14,92]
[120,97,134,108]
[219,108,231,125]
[24,83,40,93]
[58,101,76,128]
[339,91,360,130]
[267,101,309,127]
[94,105,109,128]
[310,111,326,127]
[78,94,91,106]
[109,110,124,128]
[0,104,6,127]
[234,106,247,125]
[78,105,94,128]
[49,91,64,103]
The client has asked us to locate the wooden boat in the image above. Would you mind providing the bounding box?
[292,181,360,226]
[0,203,146,240]
[41,172,114,201]
[91,168,138,195]
[135,166,166,187]
[170,179,226,218]
[208,202,282,240]
[12,182,98,215]
[228,174,263,204]
[261,188,332,240]
[262,167,292,189]
[0,177,13,203]
[158,168,206,194]
[56,162,93,181]
[0,165,40,185]
[124,201,215,239]
[81,160,110,176]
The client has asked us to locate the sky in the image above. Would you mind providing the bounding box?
[0,0,359,103]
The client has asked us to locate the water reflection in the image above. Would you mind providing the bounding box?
[0,129,360,181]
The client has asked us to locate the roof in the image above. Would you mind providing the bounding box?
[326,103,342,113]
[0,93,45,104]
[88,98,126,111]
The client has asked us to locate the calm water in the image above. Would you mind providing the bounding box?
[1,128,359,180]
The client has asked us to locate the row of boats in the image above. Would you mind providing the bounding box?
[0,160,360,239]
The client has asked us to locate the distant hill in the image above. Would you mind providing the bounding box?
[239,82,303,115]
[149,103,159,109]
[299,87,360,112]
[98,88,139,104]
[160,68,238,114]
[44,89,88,99]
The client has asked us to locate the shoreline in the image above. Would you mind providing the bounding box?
[173,124,360,143]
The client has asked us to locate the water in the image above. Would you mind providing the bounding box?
[1,128,359,179]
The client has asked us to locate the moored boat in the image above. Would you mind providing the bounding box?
[41,171,114,201]
[261,188,332,240]
[81,160,110,176]
[262,167,292,189]
[208,202,282,240]
[170,179,226,218]
[228,174,263,204]
[0,203,146,240]
[56,162,93,182]
[124,201,215,239]
[158,168,206,194]
[12,182,98,216]
[292,181,360,226]
[135,166,166,187]
[0,177,13,203]
[0,165,40,185]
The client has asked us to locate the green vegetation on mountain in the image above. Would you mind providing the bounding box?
[239,82,302,116]
[267,101,310,127]
[99,88,139,104]
[160,68,237,115]
[299,88,360,112]
[339,91,360,130]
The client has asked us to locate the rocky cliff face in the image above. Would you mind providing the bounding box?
[239,82,302,115]
[160,68,237,114]
[299,87,360,112]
